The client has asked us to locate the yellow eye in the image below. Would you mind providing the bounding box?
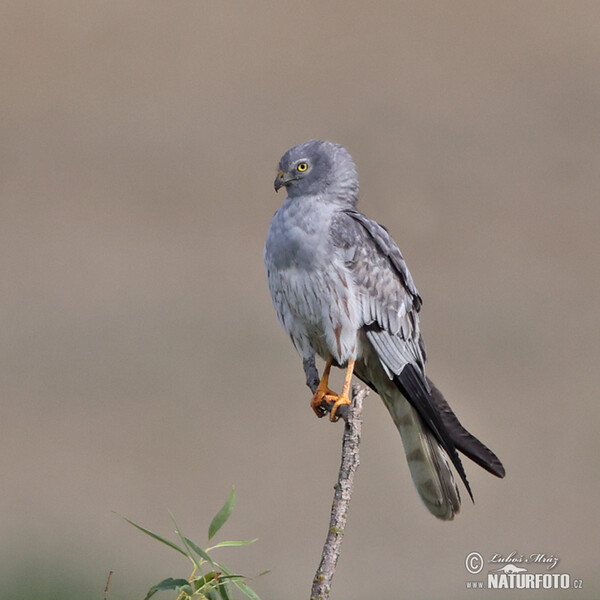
[296,161,308,172]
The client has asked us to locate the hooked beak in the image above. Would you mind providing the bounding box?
[274,169,292,192]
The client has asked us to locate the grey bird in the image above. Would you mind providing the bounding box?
[264,140,505,520]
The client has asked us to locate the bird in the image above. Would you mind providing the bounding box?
[264,140,505,520]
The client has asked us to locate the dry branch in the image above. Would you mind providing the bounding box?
[310,384,368,600]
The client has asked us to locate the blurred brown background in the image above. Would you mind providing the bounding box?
[1,2,599,599]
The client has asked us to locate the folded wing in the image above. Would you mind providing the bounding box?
[331,209,505,509]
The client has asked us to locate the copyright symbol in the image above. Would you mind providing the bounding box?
[465,551,484,575]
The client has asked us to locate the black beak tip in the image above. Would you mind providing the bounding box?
[274,169,286,193]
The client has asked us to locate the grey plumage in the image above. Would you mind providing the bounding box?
[264,140,504,520]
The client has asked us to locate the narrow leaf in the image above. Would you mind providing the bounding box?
[216,580,232,600]
[208,487,235,541]
[183,535,215,566]
[232,580,262,600]
[213,560,232,575]
[208,539,257,550]
[214,562,262,600]
[143,578,191,600]
[193,571,219,591]
[169,512,203,571]
[119,515,187,557]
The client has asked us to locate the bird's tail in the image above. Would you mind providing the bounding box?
[381,390,461,520]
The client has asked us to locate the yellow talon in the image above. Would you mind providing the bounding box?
[310,356,356,422]
[310,356,337,417]
[329,393,351,422]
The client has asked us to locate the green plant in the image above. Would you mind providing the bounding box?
[121,488,267,600]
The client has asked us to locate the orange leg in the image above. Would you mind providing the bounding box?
[310,355,339,418]
[329,358,355,422]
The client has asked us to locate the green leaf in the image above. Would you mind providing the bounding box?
[183,535,215,566]
[216,580,232,600]
[232,580,262,600]
[169,513,205,571]
[208,487,236,541]
[213,562,262,600]
[143,577,191,600]
[208,539,257,550]
[193,571,219,591]
[119,515,187,557]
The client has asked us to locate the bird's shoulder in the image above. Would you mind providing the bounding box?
[330,208,422,311]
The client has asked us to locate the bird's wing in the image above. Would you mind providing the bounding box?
[331,209,473,500]
[332,210,425,368]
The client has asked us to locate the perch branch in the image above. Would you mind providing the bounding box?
[310,384,368,600]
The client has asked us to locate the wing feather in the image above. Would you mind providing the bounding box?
[428,378,506,478]
[332,209,425,372]
[331,209,474,499]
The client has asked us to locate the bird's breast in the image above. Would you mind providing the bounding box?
[266,256,361,364]
[265,199,333,271]
[264,197,362,363]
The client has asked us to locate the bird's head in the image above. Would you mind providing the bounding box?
[274,140,359,204]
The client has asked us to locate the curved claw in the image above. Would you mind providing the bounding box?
[329,393,351,422]
[309,355,356,422]
[310,355,337,418]
[311,388,338,418]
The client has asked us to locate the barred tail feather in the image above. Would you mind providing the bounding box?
[381,390,461,520]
